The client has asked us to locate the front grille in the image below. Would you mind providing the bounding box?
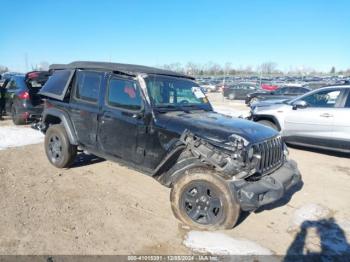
[253,136,284,175]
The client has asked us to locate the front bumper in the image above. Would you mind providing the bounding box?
[230,159,301,211]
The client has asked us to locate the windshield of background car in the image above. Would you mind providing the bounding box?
[145,75,210,107]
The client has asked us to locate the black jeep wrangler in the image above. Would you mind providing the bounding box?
[39,61,301,230]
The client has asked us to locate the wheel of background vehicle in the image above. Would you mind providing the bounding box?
[11,105,26,125]
[228,93,235,100]
[249,97,259,105]
[45,124,77,168]
[170,167,240,230]
[257,120,278,130]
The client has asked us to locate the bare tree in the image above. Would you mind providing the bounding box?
[260,62,277,74]
[0,65,9,74]
[38,61,50,71]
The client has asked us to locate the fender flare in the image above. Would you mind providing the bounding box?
[42,108,78,145]
[253,114,281,131]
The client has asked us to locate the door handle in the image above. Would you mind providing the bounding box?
[320,113,333,118]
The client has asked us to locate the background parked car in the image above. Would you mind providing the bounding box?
[245,86,311,105]
[251,85,350,153]
[222,82,258,100]
[1,71,49,124]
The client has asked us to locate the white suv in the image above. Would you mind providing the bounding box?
[251,86,350,153]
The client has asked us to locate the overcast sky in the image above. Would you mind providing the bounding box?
[0,0,349,72]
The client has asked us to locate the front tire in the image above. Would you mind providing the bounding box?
[170,168,240,230]
[45,124,77,168]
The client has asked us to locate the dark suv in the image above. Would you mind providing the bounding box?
[1,71,49,124]
[38,61,301,230]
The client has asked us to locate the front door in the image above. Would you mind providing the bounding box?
[283,88,343,148]
[98,76,145,164]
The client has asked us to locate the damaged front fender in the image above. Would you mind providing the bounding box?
[154,130,254,186]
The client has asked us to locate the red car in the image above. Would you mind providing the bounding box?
[261,83,278,91]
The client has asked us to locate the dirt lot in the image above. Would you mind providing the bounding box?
[0,93,350,256]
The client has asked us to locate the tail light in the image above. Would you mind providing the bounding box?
[18,91,30,100]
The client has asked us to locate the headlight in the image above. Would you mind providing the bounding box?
[228,134,249,150]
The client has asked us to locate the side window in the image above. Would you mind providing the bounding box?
[303,89,341,108]
[286,87,299,95]
[8,80,17,89]
[40,69,75,100]
[107,78,142,110]
[274,87,285,94]
[76,71,102,103]
[300,87,310,93]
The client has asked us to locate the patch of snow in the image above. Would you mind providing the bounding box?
[183,231,272,255]
[291,203,331,228]
[213,105,250,119]
[0,126,44,150]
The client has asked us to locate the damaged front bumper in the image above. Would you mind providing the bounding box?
[230,159,301,211]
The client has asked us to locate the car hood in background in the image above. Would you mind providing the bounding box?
[155,111,278,145]
[251,98,290,108]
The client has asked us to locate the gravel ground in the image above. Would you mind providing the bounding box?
[0,93,349,256]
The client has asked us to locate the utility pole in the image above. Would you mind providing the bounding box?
[24,53,29,72]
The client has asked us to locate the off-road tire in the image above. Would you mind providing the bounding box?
[11,105,26,125]
[170,167,240,230]
[45,124,77,168]
[257,120,278,130]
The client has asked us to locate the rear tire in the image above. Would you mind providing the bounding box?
[11,105,26,125]
[170,168,240,230]
[45,124,77,168]
[257,120,278,130]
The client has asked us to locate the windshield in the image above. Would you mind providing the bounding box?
[145,75,210,108]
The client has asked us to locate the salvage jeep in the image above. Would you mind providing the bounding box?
[38,61,301,230]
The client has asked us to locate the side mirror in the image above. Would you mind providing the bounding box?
[292,100,308,110]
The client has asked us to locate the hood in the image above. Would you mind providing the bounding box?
[251,98,289,108]
[155,111,278,145]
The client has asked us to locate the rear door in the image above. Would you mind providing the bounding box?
[69,70,103,148]
[332,89,350,151]
[283,88,344,148]
[98,76,145,164]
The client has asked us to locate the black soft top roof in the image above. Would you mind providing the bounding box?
[50,61,195,80]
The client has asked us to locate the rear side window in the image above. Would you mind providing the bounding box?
[40,70,75,100]
[75,71,102,102]
[107,78,142,110]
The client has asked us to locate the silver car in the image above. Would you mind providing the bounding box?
[250,86,350,153]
